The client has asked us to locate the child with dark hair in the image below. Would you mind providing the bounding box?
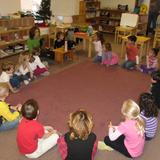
[17,99,59,158]
[57,109,97,160]
[93,32,104,63]
[54,31,65,49]
[139,48,159,74]
[102,42,119,66]
[150,71,160,109]
[122,35,139,70]
[139,92,158,140]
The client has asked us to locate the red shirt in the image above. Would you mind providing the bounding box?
[17,118,44,154]
[126,44,138,61]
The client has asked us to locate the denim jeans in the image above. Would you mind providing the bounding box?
[93,55,102,63]
[122,60,136,70]
[10,74,21,89]
[0,118,20,131]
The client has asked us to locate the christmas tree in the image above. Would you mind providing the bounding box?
[36,0,51,22]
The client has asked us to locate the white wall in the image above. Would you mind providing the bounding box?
[100,0,136,11]
[0,0,21,15]
[51,0,79,16]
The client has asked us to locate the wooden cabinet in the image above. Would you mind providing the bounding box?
[99,9,126,33]
[0,17,34,58]
[137,14,148,35]
[79,0,101,29]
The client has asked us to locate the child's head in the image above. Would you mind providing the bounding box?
[0,83,9,99]
[139,92,158,117]
[95,32,104,44]
[150,48,159,57]
[1,62,14,74]
[56,31,65,40]
[103,42,112,52]
[21,99,39,120]
[128,35,137,44]
[29,26,40,39]
[19,51,30,64]
[29,55,35,63]
[151,71,160,83]
[121,99,144,135]
[68,109,93,140]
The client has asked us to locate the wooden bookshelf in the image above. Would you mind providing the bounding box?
[98,8,126,33]
[0,17,34,59]
[79,0,101,29]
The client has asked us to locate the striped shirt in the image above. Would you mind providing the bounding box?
[140,111,158,138]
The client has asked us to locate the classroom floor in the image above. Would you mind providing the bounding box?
[0,34,160,160]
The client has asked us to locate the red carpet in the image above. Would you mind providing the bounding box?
[7,61,150,139]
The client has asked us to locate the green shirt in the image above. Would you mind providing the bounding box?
[27,38,40,53]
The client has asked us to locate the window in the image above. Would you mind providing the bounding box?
[21,0,42,13]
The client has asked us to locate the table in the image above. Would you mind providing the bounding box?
[115,26,137,43]
[74,31,97,58]
[121,35,151,61]
[53,48,73,64]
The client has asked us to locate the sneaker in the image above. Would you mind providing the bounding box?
[24,80,29,85]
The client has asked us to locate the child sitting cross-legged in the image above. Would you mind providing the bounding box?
[57,109,98,160]
[17,99,59,158]
[16,51,33,85]
[0,62,21,93]
[122,35,139,70]
[104,99,145,158]
[139,92,158,141]
[0,83,21,131]
[101,42,119,66]
[29,49,49,78]
[138,48,159,74]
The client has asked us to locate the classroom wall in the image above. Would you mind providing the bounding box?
[51,0,80,16]
[0,0,21,15]
[100,0,136,11]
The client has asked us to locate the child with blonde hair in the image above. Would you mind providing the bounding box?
[104,99,145,158]
[57,109,97,160]
[16,51,33,85]
[0,83,21,131]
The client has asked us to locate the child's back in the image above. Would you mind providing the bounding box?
[58,109,97,160]
[64,132,96,160]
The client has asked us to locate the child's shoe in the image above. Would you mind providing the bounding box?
[24,80,29,85]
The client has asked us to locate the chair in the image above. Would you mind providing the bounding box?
[115,13,139,43]
[153,28,160,48]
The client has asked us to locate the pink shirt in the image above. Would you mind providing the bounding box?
[118,119,145,157]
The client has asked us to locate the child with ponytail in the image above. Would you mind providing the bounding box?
[104,99,145,158]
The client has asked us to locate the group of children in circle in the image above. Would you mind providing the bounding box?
[93,32,159,74]
[0,76,160,159]
[0,26,160,159]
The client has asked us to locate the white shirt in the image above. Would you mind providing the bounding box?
[29,56,46,72]
[18,65,30,75]
[93,40,103,56]
[0,71,10,82]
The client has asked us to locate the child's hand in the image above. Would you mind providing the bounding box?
[16,104,22,112]
[108,121,112,128]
